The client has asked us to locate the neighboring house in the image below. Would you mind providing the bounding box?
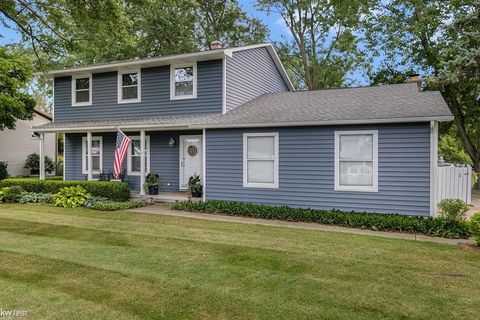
[33,43,453,216]
[0,110,56,176]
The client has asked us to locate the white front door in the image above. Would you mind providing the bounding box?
[179,135,203,190]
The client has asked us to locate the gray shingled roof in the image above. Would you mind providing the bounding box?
[33,83,452,132]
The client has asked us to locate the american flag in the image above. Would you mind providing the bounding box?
[113,128,131,179]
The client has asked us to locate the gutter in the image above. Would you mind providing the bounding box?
[31,115,453,133]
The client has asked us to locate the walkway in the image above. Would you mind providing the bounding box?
[129,204,475,246]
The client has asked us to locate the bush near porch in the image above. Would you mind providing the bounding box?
[0,178,130,201]
[171,200,471,239]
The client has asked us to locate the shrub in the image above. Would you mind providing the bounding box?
[0,178,130,201]
[3,186,24,202]
[18,192,53,204]
[24,153,55,174]
[171,200,471,239]
[88,200,144,211]
[437,199,469,224]
[0,187,9,202]
[470,213,480,246]
[83,196,109,208]
[0,161,9,180]
[53,186,91,208]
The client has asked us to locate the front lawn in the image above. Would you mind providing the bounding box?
[0,204,479,319]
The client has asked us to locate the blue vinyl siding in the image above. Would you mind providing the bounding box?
[55,60,223,121]
[226,47,290,111]
[205,123,431,216]
[65,130,201,192]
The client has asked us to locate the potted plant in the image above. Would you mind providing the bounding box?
[143,172,162,195]
[24,153,54,176]
[188,174,203,198]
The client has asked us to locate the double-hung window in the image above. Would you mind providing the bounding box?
[118,70,141,103]
[243,133,279,188]
[127,136,150,175]
[334,130,378,192]
[82,136,103,174]
[170,63,197,100]
[72,74,92,106]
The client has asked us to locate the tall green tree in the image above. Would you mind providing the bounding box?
[194,0,267,49]
[365,0,480,184]
[257,0,371,89]
[0,47,35,130]
[368,66,418,85]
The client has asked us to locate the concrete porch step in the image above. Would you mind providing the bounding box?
[131,192,199,203]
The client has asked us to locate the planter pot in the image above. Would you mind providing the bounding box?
[147,186,159,195]
[30,169,39,175]
[191,190,202,198]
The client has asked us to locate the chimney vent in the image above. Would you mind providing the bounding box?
[408,73,422,91]
[210,40,223,50]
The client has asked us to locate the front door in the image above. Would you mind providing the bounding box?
[180,135,203,190]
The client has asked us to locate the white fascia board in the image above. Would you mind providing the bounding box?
[35,50,228,78]
[31,115,453,133]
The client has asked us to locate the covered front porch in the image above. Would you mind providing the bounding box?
[35,125,206,198]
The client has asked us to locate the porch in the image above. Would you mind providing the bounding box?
[130,191,202,203]
[35,126,206,198]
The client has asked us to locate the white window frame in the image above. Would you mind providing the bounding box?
[72,74,92,106]
[82,136,103,174]
[334,130,378,192]
[170,62,197,100]
[127,135,151,176]
[243,132,279,189]
[117,69,141,104]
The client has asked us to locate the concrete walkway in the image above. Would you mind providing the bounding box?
[129,204,475,246]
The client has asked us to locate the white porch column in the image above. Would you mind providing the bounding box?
[39,133,45,180]
[202,129,206,201]
[87,131,93,181]
[140,130,146,195]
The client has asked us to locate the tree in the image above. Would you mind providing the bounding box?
[365,0,480,187]
[194,0,267,49]
[0,47,35,130]
[257,0,371,90]
[368,66,418,85]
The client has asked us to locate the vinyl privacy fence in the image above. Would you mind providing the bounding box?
[436,165,472,205]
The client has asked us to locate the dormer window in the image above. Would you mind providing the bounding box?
[72,74,92,106]
[118,70,141,103]
[170,63,197,100]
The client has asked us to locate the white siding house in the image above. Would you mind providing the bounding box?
[0,110,56,176]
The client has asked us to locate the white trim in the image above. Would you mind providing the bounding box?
[127,135,151,176]
[334,130,378,192]
[179,135,203,190]
[222,57,227,114]
[71,74,92,106]
[81,136,103,175]
[32,116,455,133]
[117,69,141,104]
[202,129,206,201]
[243,132,279,189]
[39,133,45,180]
[430,121,439,217]
[63,134,65,181]
[170,62,197,100]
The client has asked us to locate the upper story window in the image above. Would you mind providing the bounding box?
[118,70,141,103]
[243,132,279,189]
[72,74,92,106]
[170,62,197,100]
[334,130,378,192]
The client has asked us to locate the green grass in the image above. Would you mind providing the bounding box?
[0,204,479,319]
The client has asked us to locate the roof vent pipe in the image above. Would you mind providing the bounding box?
[210,40,223,50]
[409,73,422,91]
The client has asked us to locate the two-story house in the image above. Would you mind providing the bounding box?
[34,43,453,216]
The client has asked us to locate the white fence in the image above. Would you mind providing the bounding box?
[436,165,472,205]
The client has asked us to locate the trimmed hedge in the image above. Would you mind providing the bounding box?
[171,200,471,239]
[0,178,130,201]
[89,200,144,211]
